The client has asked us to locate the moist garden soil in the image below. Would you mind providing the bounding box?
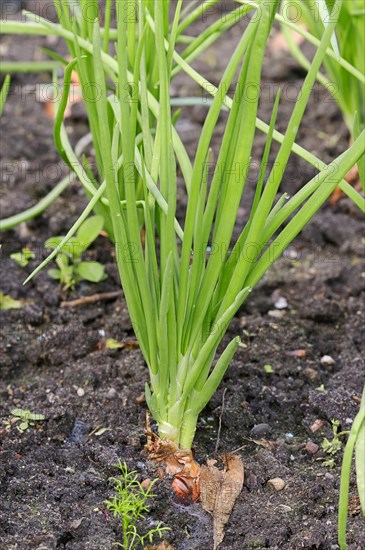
[1,2,364,549]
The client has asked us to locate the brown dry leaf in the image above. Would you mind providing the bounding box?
[200,454,244,550]
[122,339,140,349]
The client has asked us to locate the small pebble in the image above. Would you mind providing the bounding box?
[267,477,286,491]
[106,388,118,400]
[47,393,55,404]
[286,248,299,260]
[77,387,85,397]
[250,423,272,439]
[285,433,294,442]
[320,355,335,366]
[274,296,288,309]
[268,309,286,318]
[303,367,318,380]
[141,478,152,490]
[244,470,258,490]
[306,441,319,454]
[135,392,146,404]
[325,472,334,481]
[310,419,325,432]
[17,222,31,239]
[70,519,83,529]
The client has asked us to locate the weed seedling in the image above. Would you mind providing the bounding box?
[322,420,349,468]
[104,460,170,549]
[10,247,35,267]
[0,293,23,310]
[45,215,106,290]
[8,408,45,432]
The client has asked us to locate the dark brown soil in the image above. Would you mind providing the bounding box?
[1,3,364,550]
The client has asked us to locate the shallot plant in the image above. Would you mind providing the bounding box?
[1,0,364,229]
[20,0,365,450]
[0,0,262,232]
[280,0,365,136]
[279,0,365,192]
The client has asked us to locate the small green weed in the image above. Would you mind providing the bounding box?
[0,293,23,310]
[45,215,106,290]
[105,460,170,549]
[6,408,45,432]
[322,419,349,468]
[105,338,124,350]
[10,247,35,267]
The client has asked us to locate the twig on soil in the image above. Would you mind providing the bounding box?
[60,290,123,308]
[215,388,227,454]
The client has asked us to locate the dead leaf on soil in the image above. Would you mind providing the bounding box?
[200,454,244,550]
